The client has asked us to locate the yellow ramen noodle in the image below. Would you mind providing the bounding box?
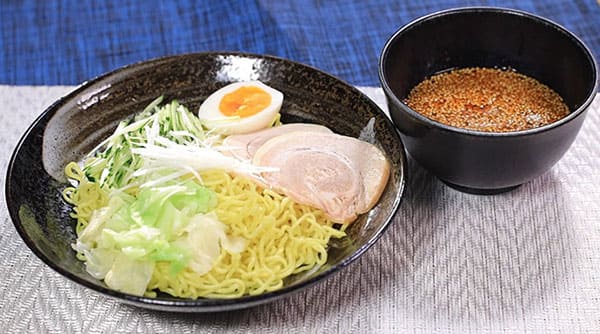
[148,170,348,299]
[62,162,108,235]
[63,164,348,299]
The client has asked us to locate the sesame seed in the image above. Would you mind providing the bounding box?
[404,67,570,132]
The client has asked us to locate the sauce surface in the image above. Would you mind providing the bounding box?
[404,67,570,132]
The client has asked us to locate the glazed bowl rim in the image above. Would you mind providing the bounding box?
[378,6,598,138]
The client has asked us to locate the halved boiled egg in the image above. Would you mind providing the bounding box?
[198,81,284,135]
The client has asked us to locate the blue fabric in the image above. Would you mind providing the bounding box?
[1,0,599,86]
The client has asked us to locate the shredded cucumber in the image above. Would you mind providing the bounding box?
[69,97,250,296]
[83,97,209,190]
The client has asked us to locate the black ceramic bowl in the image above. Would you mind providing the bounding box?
[379,7,597,194]
[6,52,406,312]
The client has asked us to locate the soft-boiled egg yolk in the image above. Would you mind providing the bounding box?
[198,81,283,135]
[219,86,272,118]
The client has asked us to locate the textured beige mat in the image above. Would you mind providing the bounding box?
[0,86,598,333]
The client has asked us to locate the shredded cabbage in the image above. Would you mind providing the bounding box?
[63,93,348,299]
[67,99,250,296]
[71,177,247,295]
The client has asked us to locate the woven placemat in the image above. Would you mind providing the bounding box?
[0,86,598,333]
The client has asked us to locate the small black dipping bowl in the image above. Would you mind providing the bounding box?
[379,7,598,194]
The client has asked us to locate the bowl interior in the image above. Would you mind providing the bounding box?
[6,52,405,311]
[381,8,597,114]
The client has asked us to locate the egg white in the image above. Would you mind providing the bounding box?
[198,81,284,135]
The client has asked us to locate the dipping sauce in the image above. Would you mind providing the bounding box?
[404,67,570,132]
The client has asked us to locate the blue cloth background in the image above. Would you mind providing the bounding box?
[1,0,599,86]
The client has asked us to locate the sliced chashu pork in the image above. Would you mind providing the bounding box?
[222,123,332,161]
[252,131,390,223]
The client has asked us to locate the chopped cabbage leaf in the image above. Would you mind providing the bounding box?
[104,253,154,296]
[174,212,247,275]
[74,179,245,296]
[68,98,251,296]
